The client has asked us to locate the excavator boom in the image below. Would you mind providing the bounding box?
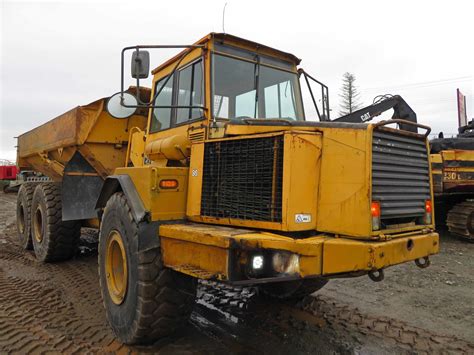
[334,95,418,133]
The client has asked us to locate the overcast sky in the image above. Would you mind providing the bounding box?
[1,0,473,161]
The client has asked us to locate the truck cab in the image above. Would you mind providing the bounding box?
[129,33,307,165]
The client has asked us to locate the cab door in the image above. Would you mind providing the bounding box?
[145,52,208,156]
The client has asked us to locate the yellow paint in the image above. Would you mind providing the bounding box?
[115,166,188,221]
[17,96,147,180]
[126,127,146,167]
[322,233,439,274]
[186,143,204,217]
[161,237,228,280]
[105,230,128,305]
[159,222,439,280]
[431,150,474,189]
[145,134,191,161]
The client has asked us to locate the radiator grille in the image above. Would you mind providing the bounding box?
[372,130,430,221]
[201,136,283,222]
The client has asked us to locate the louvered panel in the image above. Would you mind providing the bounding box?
[372,130,430,220]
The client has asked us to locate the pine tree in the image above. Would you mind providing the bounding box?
[339,72,361,116]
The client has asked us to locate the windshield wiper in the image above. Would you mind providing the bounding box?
[253,56,260,118]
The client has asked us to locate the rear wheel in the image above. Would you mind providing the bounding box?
[259,278,328,302]
[99,192,197,344]
[16,183,38,250]
[31,183,81,262]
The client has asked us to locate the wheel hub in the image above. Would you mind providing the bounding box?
[18,204,26,234]
[33,207,43,242]
[105,230,128,305]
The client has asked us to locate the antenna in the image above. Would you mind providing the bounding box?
[222,2,228,33]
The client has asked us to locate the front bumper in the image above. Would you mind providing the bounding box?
[159,223,439,284]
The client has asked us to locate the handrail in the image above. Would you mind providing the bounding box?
[374,119,431,138]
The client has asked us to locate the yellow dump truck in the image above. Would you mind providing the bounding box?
[16,33,439,344]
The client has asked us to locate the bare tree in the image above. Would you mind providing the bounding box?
[338,72,361,116]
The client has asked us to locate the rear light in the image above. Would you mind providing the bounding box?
[371,201,381,230]
[159,179,178,189]
[424,199,432,224]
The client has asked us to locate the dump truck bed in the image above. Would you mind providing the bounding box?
[17,89,149,180]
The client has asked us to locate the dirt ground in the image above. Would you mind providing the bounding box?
[0,191,473,354]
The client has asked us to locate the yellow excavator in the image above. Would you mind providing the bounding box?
[15,33,439,344]
[431,121,474,241]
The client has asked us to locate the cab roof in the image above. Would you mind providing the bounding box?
[151,32,301,75]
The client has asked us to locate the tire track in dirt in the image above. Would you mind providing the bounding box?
[300,295,474,354]
[0,268,91,353]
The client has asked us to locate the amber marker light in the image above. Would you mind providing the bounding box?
[159,179,178,189]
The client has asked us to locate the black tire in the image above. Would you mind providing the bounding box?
[16,183,38,250]
[259,278,328,302]
[99,192,197,344]
[31,182,81,262]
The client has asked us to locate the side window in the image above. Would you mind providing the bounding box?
[214,95,229,118]
[151,74,174,132]
[176,60,204,124]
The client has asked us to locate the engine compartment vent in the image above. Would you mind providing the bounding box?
[201,136,283,222]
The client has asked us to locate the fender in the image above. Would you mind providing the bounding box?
[95,175,147,223]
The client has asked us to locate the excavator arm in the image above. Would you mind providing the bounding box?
[334,95,418,133]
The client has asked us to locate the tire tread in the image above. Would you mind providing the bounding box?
[99,193,196,344]
[31,182,80,262]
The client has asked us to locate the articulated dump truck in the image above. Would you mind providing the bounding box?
[16,33,439,344]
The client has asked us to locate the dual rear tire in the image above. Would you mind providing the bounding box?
[16,184,197,345]
[16,182,80,261]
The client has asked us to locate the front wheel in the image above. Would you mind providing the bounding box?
[259,278,328,302]
[99,192,197,344]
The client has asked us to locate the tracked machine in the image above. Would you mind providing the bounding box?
[431,121,474,241]
[15,33,439,344]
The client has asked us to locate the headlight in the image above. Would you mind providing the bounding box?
[251,255,264,270]
[272,252,300,275]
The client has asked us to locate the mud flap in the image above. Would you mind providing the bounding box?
[62,152,104,221]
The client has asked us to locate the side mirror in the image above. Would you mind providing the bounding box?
[131,50,150,79]
[106,92,138,119]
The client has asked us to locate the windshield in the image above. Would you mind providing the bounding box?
[212,54,304,121]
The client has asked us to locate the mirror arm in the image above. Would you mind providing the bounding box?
[135,47,141,105]
[120,44,205,108]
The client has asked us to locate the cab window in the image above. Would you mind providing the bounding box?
[150,74,174,132]
[176,60,204,124]
[212,54,303,120]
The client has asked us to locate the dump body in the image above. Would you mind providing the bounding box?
[17,90,148,180]
[17,89,148,221]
